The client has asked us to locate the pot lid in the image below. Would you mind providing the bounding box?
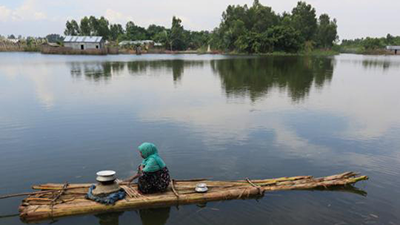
[96,170,116,177]
[196,183,207,188]
[195,187,208,193]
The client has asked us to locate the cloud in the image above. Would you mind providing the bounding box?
[0,5,12,22]
[0,0,47,22]
[104,9,133,24]
[2,0,400,38]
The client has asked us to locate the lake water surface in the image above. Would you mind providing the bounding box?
[0,53,399,225]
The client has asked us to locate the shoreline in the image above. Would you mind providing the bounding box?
[10,47,400,56]
[339,48,398,56]
[0,49,341,57]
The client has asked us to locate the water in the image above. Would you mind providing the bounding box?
[0,52,399,225]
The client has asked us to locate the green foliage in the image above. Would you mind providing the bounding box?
[63,1,337,53]
[46,34,64,43]
[291,1,317,42]
[234,32,264,53]
[154,30,170,47]
[26,37,34,46]
[65,17,111,40]
[250,0,279,33]
[214,1,278,51]
[340,34,400,53]
[63,15,211,50]
[211,0,337,54]
[64,20,80,36]
[125,21,147,40]
[80,17,91,36]
[109,24,124,41]
[98,17,110,38]
[268,26,301,52]
[362,37,385,50]
[170,16,186,50]
[315,14,338,48]
[146,25,166,39]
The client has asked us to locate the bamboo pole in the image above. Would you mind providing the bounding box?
[0,190,59,200]
[170,179,180,199]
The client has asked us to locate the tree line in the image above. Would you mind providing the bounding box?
[64,16,210,51]
[210,0,337,53]
[341,34,400,51]
[64,1,338,53]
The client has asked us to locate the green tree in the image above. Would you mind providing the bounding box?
[267,26,301,52]
[291,1,317,42]
[170,16,186,50]
[363,37,385,50]
[217,4,249,50]
[80,17,91,36]
[147,25,166,39]
[88,16,99,35]
[64,20,80,35]
[249,0,278,33]
[125,21,147,40]
[316,14,338,48]
[110,24,124,41]
[153,30,170,47]
[97,17,110,39]
[234,31,273,53]
[386,34,394,45]
[46,34,64,43]
[187,31,210,50]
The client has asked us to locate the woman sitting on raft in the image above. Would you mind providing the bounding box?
[122,142,170,194]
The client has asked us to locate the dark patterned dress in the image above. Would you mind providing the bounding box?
[138,167,170,194]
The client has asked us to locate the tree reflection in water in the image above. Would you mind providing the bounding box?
[69,62,126,81]
[68,56,335,102]
[94,207,170,225]
[126,60,204,83]
[69,60,204,84]
[211,56,334,102]
[138,207,170,225]
[95,211,124,225]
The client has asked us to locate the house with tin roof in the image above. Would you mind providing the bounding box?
[119,40,163,48]
[64,36,104,50]
[386,46,400,54]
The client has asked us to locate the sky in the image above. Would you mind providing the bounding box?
[0,0,399,40]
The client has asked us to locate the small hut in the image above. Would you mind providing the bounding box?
[64,36,104,50]
[386,46,400,54]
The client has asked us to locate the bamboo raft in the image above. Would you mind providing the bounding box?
[18,172,368,222]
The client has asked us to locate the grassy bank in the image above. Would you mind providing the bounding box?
[1,46,339,56]
[339,46,395,55]
[219,49,339,56]
[0,46,40,52]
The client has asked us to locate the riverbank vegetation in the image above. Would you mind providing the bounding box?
[64,16,210,51]
[210,1,337,54]
[0,35,44,52]
[63,1,338,54]
[340,34,400,54]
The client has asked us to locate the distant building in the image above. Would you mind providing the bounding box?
[7,38,20,44]
[119,40,163,48]
[386,46,400,54]
[64,36,104,50]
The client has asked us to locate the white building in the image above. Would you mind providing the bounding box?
[64,36,104,50]
[119,40,163,47]
[7,38,21,44]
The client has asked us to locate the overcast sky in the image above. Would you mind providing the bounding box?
[0,0,399,40]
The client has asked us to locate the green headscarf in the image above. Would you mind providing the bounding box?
[139,142,166,173]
